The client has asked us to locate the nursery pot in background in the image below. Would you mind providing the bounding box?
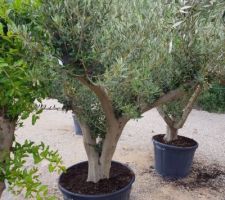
[58,161,135,200]
[72,113,82,135]
[152,134,198,179]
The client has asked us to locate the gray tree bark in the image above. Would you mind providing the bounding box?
[76,76,126,183]
[164,125,178,142]
[80,119,124,183]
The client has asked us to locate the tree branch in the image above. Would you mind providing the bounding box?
[157,107,174,127]
[141,87,185,114]
[80,121,97,148]
[174,84,202,129]
[76,76,118,126]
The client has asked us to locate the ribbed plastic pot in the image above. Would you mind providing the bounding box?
[152,135,198,178]
[72,114,82,135]
[58,161,135,200]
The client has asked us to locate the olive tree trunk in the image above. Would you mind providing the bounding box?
[0,117,16,198]
[164,125,178,142]
[75,76,129,183]
[81,119,124,183]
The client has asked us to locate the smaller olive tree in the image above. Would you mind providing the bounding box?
[155,1,225,142]
[157,86,202,142]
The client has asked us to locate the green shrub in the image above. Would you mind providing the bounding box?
[198,84,225,113]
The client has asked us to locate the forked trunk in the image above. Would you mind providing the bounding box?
[164,125,178,142]
[0,117,16,197]
[75,77,127,183]
[81,120,123,183]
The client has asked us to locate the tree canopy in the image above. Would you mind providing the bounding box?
[34,0,225,138]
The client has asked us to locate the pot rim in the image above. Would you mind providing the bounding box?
[152,134,198,150]
[58,161,135,198]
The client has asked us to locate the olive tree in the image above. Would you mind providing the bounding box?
[27,0,225,183]
[154,1,225,142]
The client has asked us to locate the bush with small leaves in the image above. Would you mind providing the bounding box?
[0,1,64,198]
[2,140,64,200]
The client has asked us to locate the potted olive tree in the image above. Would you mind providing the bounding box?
[154,86,201,178]
[28,0,198,199]
[0,3,64,199]
[151,1,225,178]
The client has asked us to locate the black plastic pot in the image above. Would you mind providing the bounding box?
[72,114,82,135]
[152,135,198,178]
[58,161,135,200]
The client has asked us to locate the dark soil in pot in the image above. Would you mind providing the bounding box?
[58,161,135,200]
[153,134,197,147]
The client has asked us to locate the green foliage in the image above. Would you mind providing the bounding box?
[198,84,225,113]
[1,140,64,200]
[0,1,46,121]
[32,0,169,120]
[39,0,113,75]
[154,1,225,87]
[155,1,225,123]
[0,2,64,199]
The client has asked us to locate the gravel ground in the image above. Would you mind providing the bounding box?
[2,99,225,200]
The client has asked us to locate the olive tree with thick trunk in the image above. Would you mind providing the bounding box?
[29,0,209,183]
